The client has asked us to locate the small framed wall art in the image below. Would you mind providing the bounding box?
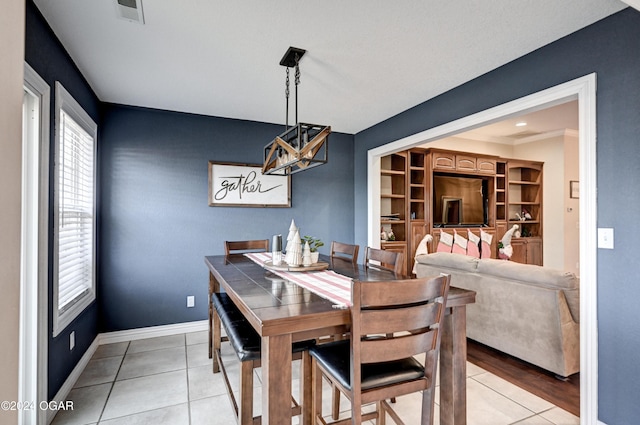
[208,161,291,207]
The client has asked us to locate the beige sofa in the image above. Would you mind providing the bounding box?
[414,252,580,377]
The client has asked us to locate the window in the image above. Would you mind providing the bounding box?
[53,82,97,336]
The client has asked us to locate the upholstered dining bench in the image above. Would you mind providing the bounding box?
[212,292,315,424]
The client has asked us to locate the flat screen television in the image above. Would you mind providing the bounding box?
[433,174,489,227]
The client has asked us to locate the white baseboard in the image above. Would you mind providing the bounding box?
[47,337,100,424]
[98,320,208,345]
[47,320,208,424]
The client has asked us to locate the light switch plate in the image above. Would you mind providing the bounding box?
[187,295,195,308]
[597,228,614,249]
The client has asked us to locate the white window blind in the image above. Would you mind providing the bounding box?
[53,82,97,336]
[57,110,94,312]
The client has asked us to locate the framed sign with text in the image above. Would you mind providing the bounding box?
[208,161,291,207]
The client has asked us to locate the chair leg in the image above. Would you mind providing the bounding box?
[377,400,386,425]
[300,351,313,425]
[312,358,324,424]
[239,361,254,425]
[208,298,213,359]
[212,309,222,373]
[420,388,436,425]
[331,384,341,420]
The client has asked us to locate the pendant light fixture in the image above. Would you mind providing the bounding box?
[262,47,331,175]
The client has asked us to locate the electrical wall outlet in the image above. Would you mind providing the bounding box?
[70,331,75,351]
[187,296,195,308]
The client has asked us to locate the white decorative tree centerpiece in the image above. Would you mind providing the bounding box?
[285,228,302,266]
[302,235,323,264]
[302,241,313,266]
[285,219,298,254]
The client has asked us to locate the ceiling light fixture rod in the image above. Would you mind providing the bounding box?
[282,47,305,131]
[294,55,300,125]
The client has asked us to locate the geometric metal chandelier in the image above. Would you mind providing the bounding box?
[263,47,331,175]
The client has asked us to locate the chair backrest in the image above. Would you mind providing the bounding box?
[330,241,360,264]
[364,247,404,275]
[350,274,451,395]
[224,239,269,255]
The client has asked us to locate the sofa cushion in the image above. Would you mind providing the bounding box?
[476,258,578,290]
[415,252,479,273]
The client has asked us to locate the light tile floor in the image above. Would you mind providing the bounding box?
[51,331,580,425]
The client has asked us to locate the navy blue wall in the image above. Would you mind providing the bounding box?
[25,0,101,399]
[27,0,640,420]
[98,105,354,331]
[354,8,640,424]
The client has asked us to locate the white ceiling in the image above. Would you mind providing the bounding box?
[456,101,579,143]
[33,0,626,134]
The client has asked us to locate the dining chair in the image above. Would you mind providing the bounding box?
[329,245,404,419]
[213,239,315,424]
[210,239,269,360]
[364,246,404,275]
[330,241,360,264]
[213,292,314,424]
[310,274,451,425]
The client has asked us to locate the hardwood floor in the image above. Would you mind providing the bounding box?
[466,339,580,417]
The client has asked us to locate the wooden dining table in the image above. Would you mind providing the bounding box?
[205,254,475,425]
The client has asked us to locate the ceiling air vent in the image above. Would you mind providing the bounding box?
[115,0,145,24]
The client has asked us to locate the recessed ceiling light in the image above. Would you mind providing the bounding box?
[515,121,527,127]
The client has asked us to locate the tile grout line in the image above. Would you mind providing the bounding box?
[61,332,575,425]
[469,375,563,424]
[98,336,192,424]
[183,333,194,425]
[96,340,130,424]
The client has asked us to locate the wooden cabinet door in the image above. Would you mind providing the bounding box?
[432,152,456,170]
[525,237,543,265]
[409,221,427,265]
[476,158,497,174]
[510,239,527,264]
[509,238,543,265]
[456,155,476,172]
[495,222,507,242]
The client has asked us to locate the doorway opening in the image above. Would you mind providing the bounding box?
[21,63,50,425]
[367,74,597,423]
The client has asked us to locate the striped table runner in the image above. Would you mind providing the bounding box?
[245,252,352,307]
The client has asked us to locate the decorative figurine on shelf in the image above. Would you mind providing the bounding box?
[498,224,519,260]
[380,227,388,241]
[387,229,396,241]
